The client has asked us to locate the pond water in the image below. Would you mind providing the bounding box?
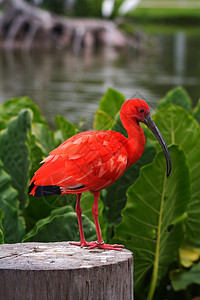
[0,27,200,129]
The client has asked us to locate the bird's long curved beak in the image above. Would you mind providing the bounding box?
[143,114,171,177]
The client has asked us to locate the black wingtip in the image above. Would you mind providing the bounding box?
[29,181,62,197]
[29,181,35,194]
[35,185,62,197]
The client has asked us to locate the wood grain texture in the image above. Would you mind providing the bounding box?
[0,242,133,300]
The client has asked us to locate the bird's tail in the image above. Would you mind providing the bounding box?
[29,180,62,197]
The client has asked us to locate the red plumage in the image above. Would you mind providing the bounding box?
[30,131,130,194]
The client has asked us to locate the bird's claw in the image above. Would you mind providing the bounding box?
[70,241,97,248]
[88,242,124,251]
[70,241,124,251]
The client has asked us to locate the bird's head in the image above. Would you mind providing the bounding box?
[121,98,150,122]
[121,98,171,177]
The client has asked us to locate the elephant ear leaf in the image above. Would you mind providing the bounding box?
[0,96,46,124]
[0,109,32,210]
[148,105,200,246]
[31,123,56,155]
[115,146,190,299]
[170,262,200,291]
[193,99,200,124]
[23,206,96,243]
[55,115,77,144]
[94,88,125,130]
[0,209,4,244]
[158,87,191,111]
[0,160,25,243]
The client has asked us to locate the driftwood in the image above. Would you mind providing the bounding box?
[0,0,142,51]
[0,242,133,300]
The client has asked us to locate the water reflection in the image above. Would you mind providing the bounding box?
[0,30,199,129]
[174,32,186,76]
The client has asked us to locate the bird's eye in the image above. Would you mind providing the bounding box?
[140,109,144,113]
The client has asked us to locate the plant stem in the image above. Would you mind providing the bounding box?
[147,175,166,300]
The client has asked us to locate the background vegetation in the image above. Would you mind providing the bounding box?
[131,0,200,23]
[0,87,200,299]
[26,0,200,21]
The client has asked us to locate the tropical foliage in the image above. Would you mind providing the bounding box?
[0,87,200,299]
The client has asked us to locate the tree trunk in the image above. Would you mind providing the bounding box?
[0,242,134,300]
[2,0,52,24]
[0,0,139,51]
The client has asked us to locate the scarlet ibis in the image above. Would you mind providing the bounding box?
[29,99,171,250]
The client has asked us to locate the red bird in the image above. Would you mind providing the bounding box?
[29,99,171,250]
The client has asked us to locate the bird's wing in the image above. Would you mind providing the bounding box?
[31,131,128,192]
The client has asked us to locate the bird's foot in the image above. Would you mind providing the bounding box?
[88,241,124,251]
[70,241,124,250]
[70,241,97,248]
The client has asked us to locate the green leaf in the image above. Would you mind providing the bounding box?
[0,109,32,209]
[0,160,19,210]
[158,87,191,111]
[0,209,4,244]
[54,115,77,144]
[23,206,96,243]
[0,194,25,243]
[193,99,200,124]
[27,122,56,187]
[94,88,125,130]
[27,132,45,179]
[23,205,74,241]
[24,192,76,232]
[179,240,200,268]
[0,120,7,131]
[170,262,200,291]
[31,123,56,156]
[0,229,4,244]
[0,160,25,243]
[148,104,200,246]
[24,194,62,232]
[115,146,190,299]
[0,96,46,124]
[111,112,127,137]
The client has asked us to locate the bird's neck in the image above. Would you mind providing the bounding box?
[122,116,146,167]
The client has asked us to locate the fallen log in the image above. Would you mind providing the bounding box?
[0,0,141,51]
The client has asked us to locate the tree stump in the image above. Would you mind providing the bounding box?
[0,242,133,300]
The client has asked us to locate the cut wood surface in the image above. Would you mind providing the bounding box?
[0,242,133,300]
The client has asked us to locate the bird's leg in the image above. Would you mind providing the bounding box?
[70,193,96,248]
[88,191,124,251]
[91,191,103,244]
